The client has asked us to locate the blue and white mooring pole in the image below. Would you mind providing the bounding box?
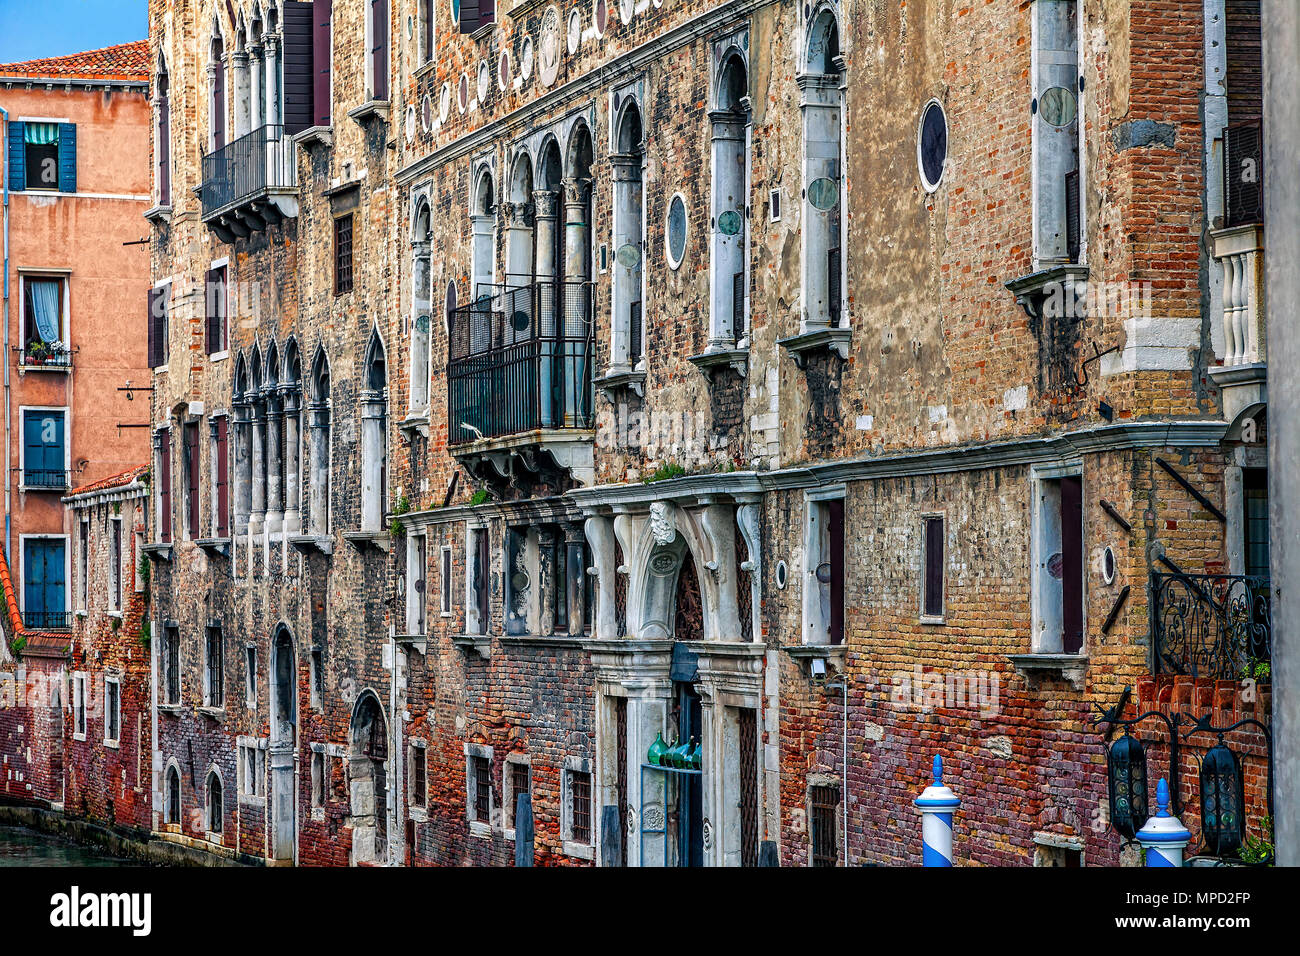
[915,754,961,867]
[1135,778,1192,867]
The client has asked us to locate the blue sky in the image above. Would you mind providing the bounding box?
[0,0,147,64]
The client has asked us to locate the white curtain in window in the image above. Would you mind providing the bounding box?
[26,279,61,342]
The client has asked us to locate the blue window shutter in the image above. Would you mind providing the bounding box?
[24,409,64,483]
[57,123,76,193]
[7,120,24,192]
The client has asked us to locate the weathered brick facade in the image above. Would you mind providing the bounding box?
[122,0,1274,866]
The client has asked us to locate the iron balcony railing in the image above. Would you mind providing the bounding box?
[200,124,296,219]
[448,280,595,445]
[1151,571,1271,681]
[24,610,71,630]
[14,344,74,369]
[22,469,71,491]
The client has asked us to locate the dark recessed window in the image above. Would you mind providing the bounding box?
[918,100,948,192]
[923,516,945,619]
[334,214,354,295]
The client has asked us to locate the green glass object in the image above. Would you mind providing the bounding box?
[688,741,702,770]
[668,738,691,769]
[647,732,668,766]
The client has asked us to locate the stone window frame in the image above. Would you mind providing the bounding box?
[501,751,531,841]
[1029,461,1087,655]
[204,765,225,839]
[408,737,429,820]
[102,673,121,748]
[919,510,947,625]
[17,404,70,494]
[464,520,489,636]
[245,644,258,709]
[560,754,594,860]
[310,646,325,711]
[75,516,89,614]
[236,735,267,805]
[162,758,183,830]
[406,530,428,635]
[107,514,123,616]
[202,622,225,711]
[71,671,87,741]
[801,484,846,646]
[133,529,146,593]
[205,256,231,360]
[159,622,181,708]
[805,772,842,867]
[916,98,948,194]
[1029,0,1085,268]
[664,191,688,271]
[464,742,495,837]
[440,544,454,617]
[309,743,328,813]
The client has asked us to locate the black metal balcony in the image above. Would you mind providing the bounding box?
[14,344,73,369]
[24,610,71,630]
[23,469,71,491]
[199,124,298,240]
[448,281,595,446]
[1151,571,1271,681]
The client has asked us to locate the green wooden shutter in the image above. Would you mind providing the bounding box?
[7,120,24,191]
[57,123,76,193]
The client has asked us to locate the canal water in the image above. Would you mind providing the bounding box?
[0,824,135,867]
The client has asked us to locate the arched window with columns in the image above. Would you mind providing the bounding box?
[232,354,252,536]
[208,21,227,151]
[360,332,387,532]
[248,347,267,536]
[471,167,496,302]
[710,51,751,349]
[799,6,845,331]
[282,339,303,534]
[561,124,594,427]
[307,349,332,535]
[611,99,645,370]
[409,200,432,415]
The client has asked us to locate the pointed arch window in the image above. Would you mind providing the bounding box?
[710,52,751,349]
[156,57,171,206]
[360,334,387,532]
[410,202,433,414]
[611,99,645,369]
[798,9,844,331]
[308,351,332,536]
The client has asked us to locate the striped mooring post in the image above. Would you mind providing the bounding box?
[915,754,961,867]
[1135,778,1192,867]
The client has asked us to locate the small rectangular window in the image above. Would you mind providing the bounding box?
[245,646,257,708]
[769,188,781,222]
[311,648,324,708]
[568,769,592,845]
[334,214,354,295]
[109,518,123,612]
[19,121,73,191]
[73,673,87,737]
[411,745,428,808]
[156,427,172,544]
[77,519,89,611]
[161,625,180,705]
[506,759,530,829]
[809,783,840,867]
[311,750,326,807]
[205,264,227,354]
[184,421,200,540]
[104,678,120,743]
[469,754,491,823]
[922,516,944,619]
[441,545,453,615]
[134,531,145,592]
[408,534,427,635]
[213,416,230,538]
[204,626,224,708]
[806,497,845,645]
[148,284,170,369]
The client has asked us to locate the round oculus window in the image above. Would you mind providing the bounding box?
[807,177,838,211]
[1102,546,1117,585]
[666,194,688,268]
[1038,86,1077,128]
[595,0,608,35]
[775,560,788,590]
[918,99,948,192]
[567,9,582,55]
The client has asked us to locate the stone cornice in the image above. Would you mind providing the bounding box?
[395,0,776,186]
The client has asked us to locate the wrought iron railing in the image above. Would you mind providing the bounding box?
[23,469,71,490]
[448,280,594,445]
[1151,572,1271,681]
[14,345,74,369]
[24,610,71,630]
[200,124,296,218]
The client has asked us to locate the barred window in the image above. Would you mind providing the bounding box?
[568,769,592,845]
[810,783,840,867]
[334,214,354,295]
[411,746,428,808]
[204,626,224,708]
[471,755,491,822]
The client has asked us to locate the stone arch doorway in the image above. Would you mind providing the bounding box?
[349,691,389,865]
[269,626,297,861]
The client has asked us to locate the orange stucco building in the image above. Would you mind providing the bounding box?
[1,41,151,635]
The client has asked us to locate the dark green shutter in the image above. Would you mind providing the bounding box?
[57,123,76,193]
[7,120,24,192]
